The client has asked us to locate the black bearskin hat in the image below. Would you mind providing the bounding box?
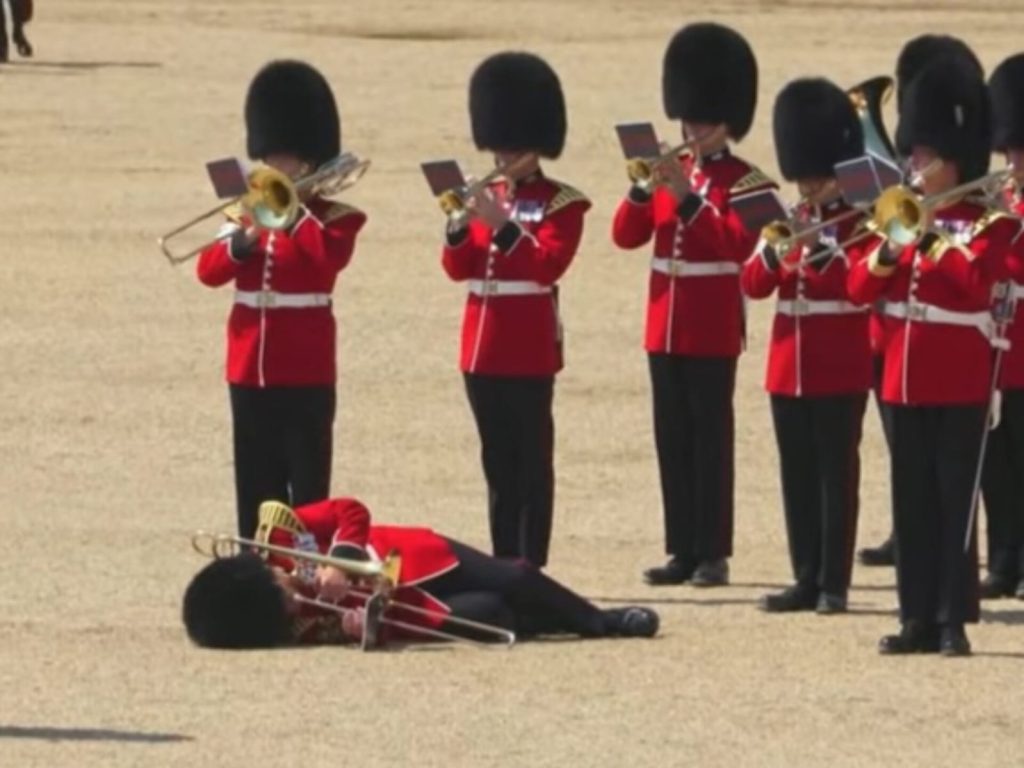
[245,60,340,167]
[773,78,864,181]
[895,34,983,108]
[989,53,1024,151]
[182,554,292,649]
[469,52,567,159]
[896,56,991,183]
[662,23,757,140]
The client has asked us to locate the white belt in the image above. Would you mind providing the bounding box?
[1009,283,1024,301]
[467,279,551,297]
[234,290,332,309]
[650,257,740,278]
[883,301,994,335]
[776,299,868,317]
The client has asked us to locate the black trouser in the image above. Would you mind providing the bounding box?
[981,389,1024,581]
[890,404,984,625]
[648,353,736,562]
[871,354,896,545]
[229,384,336,539]
[425,539,606,637]
[770,393,867,597]
[463,374,555,567]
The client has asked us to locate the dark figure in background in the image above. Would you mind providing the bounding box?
[0,0,33,62]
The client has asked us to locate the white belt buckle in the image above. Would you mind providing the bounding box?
[792,299,810,316]
[482,279,497,297]
[907,303,927,321]
[664,260,683,277]
[258,290,276,309]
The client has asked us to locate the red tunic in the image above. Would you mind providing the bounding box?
[741,200,874,397]
[847,201,1017,405]
[997,198,1024,390]
[196,197,366,387]
[441,174,590,376]
[264,498,460,641]
[611,149,777,357]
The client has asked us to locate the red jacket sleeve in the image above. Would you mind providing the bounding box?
[441,223,489,281]
[932,216,1017,301]
[679,182,774,263]
[293,498,371,558]
[741,244,783,299]
[196,224,246,287]
[284,205,366,276]
[848,239,903,304]
[611,191,655,249]
[495,199,589,285]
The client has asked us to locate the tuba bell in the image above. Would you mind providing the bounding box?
[848,76,898,164]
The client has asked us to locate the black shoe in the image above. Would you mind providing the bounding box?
[940,624,972,657]
[760,585,817,613]
[643,557,694,586]
[815,593,848,615]
[980,572,1015,600]
[603,607,660,638]
[858,537,895,567]
[12,30,31,58]
[878,622,940,655]
[690,559,729,587]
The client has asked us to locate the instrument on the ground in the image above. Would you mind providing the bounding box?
[190,528,516,650]
[626,126,727,184]
[158,152,370,265]
[435,154,532,225]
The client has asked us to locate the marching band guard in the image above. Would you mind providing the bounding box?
[858,34,985,568]
[611,23,776,587]
[980,54,1024,600]
[742,79,872,614]
[182,497,659,648]
[847,57,1019,655]
[441,52,591,568]
[196,61,367,539]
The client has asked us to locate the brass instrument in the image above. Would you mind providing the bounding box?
[190,529,516,649]
[860,166,1015,247]
[848,76,897,163]
[436,154,533,225]
[626,125,728,184]
[158,152,371,265]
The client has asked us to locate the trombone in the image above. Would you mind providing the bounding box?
[626,125,728,184]
[190,530,516,649]
[436,153,533,225]
[158,152,371,266]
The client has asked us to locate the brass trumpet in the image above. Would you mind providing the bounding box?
[190,529,516,649]
[436,154,533,224]
[158,152,371,265]
[626,125,728,184]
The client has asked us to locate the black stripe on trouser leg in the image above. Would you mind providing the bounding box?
[891,405,983,625]
[770,393,865,596]
[229,385,336,539]
[649,354,694,558]
[770,396,824,593]
[230,385,289,539]
[463,374,556,566]
[649,354,736,562]
[981,389,1024,580]
[427,538,607,637]
[810,394,866,596]
[281,387,336,507]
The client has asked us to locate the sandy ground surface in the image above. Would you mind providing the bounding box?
[2,1,1024,765]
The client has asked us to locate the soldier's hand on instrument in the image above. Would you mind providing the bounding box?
[340,607,364,640]
[655,158,691,200]
[469,186,510,230]
[315,565,351,602]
